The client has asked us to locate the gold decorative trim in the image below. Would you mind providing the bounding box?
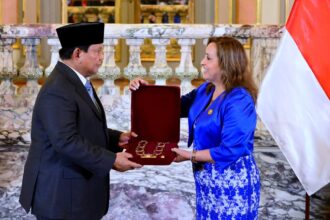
[243,38,251,49]
[61,0,67,23]
[36,0,40,23]
[229,0,233,24]
[115,0,121,23]
[134,0,141,24]
[12,39,21,50]
[189,0,195,23]
[22,0,26,22]
[256,0,261,24]
[214,0,218,24]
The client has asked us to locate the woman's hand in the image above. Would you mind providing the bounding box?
[171,148,191,163]
[129,78,149,91]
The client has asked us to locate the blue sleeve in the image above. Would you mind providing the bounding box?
[209,90,256,167]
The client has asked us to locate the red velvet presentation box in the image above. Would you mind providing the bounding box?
[127,85,181,165]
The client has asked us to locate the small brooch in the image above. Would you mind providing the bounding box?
[208,109,213,115]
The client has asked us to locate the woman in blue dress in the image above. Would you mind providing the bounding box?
[130,36,260,219]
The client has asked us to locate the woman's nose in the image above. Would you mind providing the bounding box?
[200,58,206,65]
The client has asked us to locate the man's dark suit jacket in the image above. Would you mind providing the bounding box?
[20,61,122,220]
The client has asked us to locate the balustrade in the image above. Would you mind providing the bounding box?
[0,38,16,79]
[45,38,61,77]
[150,38,172,84]
[0,23,283,135]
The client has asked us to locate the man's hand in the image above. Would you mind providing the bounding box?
[118,131,137,149]
[129,78,149,91]
[113,152,142,172]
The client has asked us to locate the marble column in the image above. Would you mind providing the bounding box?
[97,38,120,80]
[0,38,17,79]
[19,38,43,79]
[97,38,121,97]
[150,38,172,85]
[45,38,60,77]
[175,39,198,95]
[175,39,198,79]
[19,38,43,100]
[0,38,18,110]
[123,39,147,79]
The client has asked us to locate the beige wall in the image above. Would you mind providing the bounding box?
[215,0,231,24]
[195,0,214,24]
[194,0,215,71]
[261,0,280,24]
[286,0,294,20]
[23,0,38,23]
[40,0,61,23]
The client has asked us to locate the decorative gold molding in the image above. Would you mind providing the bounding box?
[115,0,121,23]
[22,0,26,21]
[36,0,40,22]
[256,0,261,24]
[134,0,141,24]
[62,0,67,23]
[12,40,21,50]
[189,0,195,23]
[229,0,233,24]
[243,38,251,49]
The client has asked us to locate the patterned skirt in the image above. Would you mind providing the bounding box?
[193,154,260,220]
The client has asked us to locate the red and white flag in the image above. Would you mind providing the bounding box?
[257,0,330,195]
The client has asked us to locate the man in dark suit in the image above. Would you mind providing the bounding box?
[19,22,142,220]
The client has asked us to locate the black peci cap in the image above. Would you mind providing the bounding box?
[56,22,104,48]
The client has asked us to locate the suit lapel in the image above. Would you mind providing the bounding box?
[55,62,104,121]
[77,81,104,120]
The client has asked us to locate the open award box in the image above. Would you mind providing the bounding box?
[127,85,181,165]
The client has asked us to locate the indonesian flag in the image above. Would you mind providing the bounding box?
[257,0,330,195]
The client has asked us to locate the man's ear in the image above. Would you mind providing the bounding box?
[72,48,81,60]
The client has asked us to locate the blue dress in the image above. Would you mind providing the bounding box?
[181,82,260,220]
